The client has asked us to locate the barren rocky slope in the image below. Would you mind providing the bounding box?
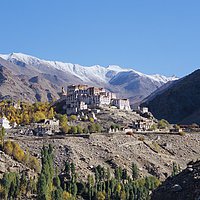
[151,160,200,200]
[10,133,200,182]
[0,150,35,178]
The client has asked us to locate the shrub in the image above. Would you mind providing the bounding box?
[138,136,145,141]
[89,117,94,123]
[179,131,186,136]
[126,131,133,136]
[70,115,77,121]
[152,141,160,152]
[115,124,121,130]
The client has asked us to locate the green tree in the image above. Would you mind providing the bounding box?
[0,127,6,148]
[157,119,169,129]
[77,125,83,134]
[132,163,139,180]
[89,117,94,123]
[69,126,78,134]
[70,115,77,121]
[20,171,27,195]
[150,124,157,131]
[95,123,101,132]
[37,173,47,200]
[53,171,63,200]
[88,123,96,133]
[83,127,88,134]
[171,162,180,176]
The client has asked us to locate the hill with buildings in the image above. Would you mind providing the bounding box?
[0,53,177,104]
[142,69,200,124]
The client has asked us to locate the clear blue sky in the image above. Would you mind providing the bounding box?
[1,0,200,77]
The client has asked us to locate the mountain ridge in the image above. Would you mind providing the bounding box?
[142,69,200,124]
[0,52,177,83]
[0,52,178,104]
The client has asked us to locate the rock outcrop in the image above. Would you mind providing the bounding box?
[151,160,200,200]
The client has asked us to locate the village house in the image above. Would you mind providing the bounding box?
[141,107,149,113]
[169,127,183,133]
[0,117,11,129]
[133,119,154,131]
[33,118,60,136]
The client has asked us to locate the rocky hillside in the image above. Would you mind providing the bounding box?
[0,150,35,179]
[142,69,200,124]
[151,160,200,200]
[0,57,60,102]
[0,53,177,104]
[14,132,200,182]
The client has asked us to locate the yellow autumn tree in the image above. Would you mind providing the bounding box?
[4,140,13,155]
[12,143,25,162]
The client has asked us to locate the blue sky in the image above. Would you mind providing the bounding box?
[0,0,200,77]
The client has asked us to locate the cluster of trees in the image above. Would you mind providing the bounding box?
[0,171,37,199]
[36,148,160,200]
[3,140,40,172]
[150,119,170,131]
[57,114,101,134]
[82,164,160,200]
[66,123,102,134]
[0,101,55,126]
[37,144,64,199]
[0,144,162,200]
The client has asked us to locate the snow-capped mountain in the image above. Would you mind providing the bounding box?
[0,52,178,104]
[0,53,176,83]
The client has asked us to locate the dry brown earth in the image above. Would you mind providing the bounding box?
[9,132,200,181]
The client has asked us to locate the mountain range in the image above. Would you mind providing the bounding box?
[0,52,177,104]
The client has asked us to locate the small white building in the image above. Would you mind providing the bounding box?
[0,117,11,129]
[141,107,149,113]
[112,99,131,110]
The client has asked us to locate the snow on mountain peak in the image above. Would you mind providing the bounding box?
[106,65,125,72]
[0,52,178,84]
